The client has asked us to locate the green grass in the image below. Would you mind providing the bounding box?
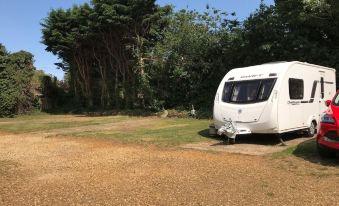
[271,139,318,159]
[0,121,95,133]
[69,118,211,146]
[0,115,131,133]
[271,145,298,159]
[271,139,339,177]
[0,113,212,146]
[0,111,48,121]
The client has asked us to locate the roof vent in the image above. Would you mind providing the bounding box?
[263,61,287,65]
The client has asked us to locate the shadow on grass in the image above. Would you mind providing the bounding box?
[293,139,339,166]
[198,129,305,146]
[198,129,224,142]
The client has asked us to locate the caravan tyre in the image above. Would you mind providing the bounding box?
[305,121,316,137]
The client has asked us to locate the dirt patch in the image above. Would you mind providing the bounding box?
[1,132,339,205]
[0,131,14,136]
[182,136,312,155]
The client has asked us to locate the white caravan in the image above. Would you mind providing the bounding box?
[213,61,336,137]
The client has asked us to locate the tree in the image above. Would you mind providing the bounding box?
[39,0,339,114]
[0,45,36,117]
[42,0,170,110]
[150,9,238,109]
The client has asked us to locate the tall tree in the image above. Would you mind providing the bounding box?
[0,45,36,117]
[42,0,170,109]
[150,9,238,108]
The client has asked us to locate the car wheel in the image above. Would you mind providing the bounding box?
[305,121,316,137]
[317,141,336,158]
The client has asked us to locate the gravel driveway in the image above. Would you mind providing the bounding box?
[1,132,339,205]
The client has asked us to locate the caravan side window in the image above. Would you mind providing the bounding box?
[289,78,304,100]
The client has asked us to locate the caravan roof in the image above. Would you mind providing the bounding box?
[225,61,335,82]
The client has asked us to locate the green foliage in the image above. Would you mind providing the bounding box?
[41,0,168,110]
[39,0,339,114]
[0,46,36,117]
[150,9,238,109]
[4,0,339,116]
[240,0,339,69]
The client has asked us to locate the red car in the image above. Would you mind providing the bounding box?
[317,93,339,157]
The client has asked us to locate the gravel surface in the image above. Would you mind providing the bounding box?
[1,132,339,205]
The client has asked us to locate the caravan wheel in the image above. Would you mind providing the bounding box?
[305,121,316,137]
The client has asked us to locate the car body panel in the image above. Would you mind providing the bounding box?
[317,92,339,152]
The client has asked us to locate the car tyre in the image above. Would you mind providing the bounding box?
[305,121,316,137]
[317,141,336,158]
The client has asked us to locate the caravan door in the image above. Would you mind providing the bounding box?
[286,78,305,130]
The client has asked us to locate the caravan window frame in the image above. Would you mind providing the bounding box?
[221,78,277,104]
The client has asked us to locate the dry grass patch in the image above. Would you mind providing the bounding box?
[0,115,131,134]
[0,113,212,146]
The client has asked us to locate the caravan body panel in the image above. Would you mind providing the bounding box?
[214,61,336,135]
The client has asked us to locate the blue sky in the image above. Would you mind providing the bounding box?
[0,0,274,80]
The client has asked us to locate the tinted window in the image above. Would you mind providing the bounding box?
[231,81,260,102]
[222,82,233,102]
[289,78,304,99]
[221,78,277,104]
[258,79,276,101]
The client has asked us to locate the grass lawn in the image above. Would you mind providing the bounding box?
[0,115,130,134]
[271,139,316,159]
[271,139,339,176]
[1,113,338,163]
[0,113,213,146]
[1,113,338,178]
[69,118,211,146]
[2,114,339,205]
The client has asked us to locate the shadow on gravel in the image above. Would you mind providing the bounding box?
[198,129,305,146]
[198,129,223,141]
[293,139,339,166]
